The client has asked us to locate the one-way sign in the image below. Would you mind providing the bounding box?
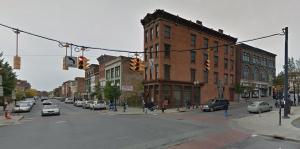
[65,56,78,68]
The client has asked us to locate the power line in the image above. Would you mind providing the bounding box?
[0,22,284,55]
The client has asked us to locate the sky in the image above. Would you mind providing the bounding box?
[0,0,299,91]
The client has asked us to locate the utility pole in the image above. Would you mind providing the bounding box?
[283,27,289,119]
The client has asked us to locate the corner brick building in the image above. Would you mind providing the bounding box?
[141,10,237,108]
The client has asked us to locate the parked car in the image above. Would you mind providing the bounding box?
[91,100,107,110]
[42,100,53,105]
[19,100,34,109]
[74,100,84,107]
[202,99,229,112]
[64,98,74,104]
[247,101,272,113]
[82,100,93,109]
[41,105,60,116]
[12,103,31,113]
[25,98,36,105]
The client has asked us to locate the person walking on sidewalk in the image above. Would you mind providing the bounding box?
[224,102,229,118]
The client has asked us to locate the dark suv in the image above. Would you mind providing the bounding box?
[202,99,229,112]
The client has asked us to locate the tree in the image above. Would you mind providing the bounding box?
[25,89,38,98]
[0,53,17,105]
[234,83,245,102]
[104,81,121,102]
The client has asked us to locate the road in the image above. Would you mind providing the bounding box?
[0,98,299,149]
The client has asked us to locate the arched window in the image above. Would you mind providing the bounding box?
[253,68,260,81]
[242,65,250,79]
[261,70,268,81]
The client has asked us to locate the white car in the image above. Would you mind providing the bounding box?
[247,101,273,113]
[42,100,53,105]
[41,105,60,116]
[92,100,107,110]
[74,100,84,107]
[64,98,74,104]
[13,103,31,113]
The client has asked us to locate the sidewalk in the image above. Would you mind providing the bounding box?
[233,106,300,141]
[102,106,179,115]
[0,115,24,127]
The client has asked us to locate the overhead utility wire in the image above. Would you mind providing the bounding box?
[0,23,284,55]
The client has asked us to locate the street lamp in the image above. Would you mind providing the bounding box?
[193,80,200,109]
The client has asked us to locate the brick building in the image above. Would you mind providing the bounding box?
[74,77,85,98]
[236,43,276,98]
[16,80,31,91]
[141,10,237,108]
[97,55,117,98]
[105,56,143,105]
[85,64,99,100]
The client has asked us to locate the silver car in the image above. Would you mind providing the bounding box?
[41,105,60,116]
[13,103,31,113]
[91,100,107,110]
[247,101,272,113]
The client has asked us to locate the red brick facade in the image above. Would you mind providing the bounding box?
[141,10,237,108]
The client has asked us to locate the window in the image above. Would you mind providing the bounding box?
[214,72,218,84]
[155,64,159,80]
[164,44,171,58]
[164,64,170,80]
[145,67,148,80]
[224,58,228,70]
[149,46,153,59]
[106,70,110,79]
[115,79,120,86]
[261,70,267,81]
[224,74,228,85]
[254,68,260,81]
[214,56,218,67]
[268,59,274,67]
[230,75,234,85]
[230,46,234,56]
[111,68,114,78]
[243,52,250,62]
[155,44,159,58]
[144,48,148,61]
[155,25,159,38]
[150,28,153,41]
[262,58,267,66]
[145,30,148,43]
[191,34,196,48]
[242,65,250,79]
[204,53,208,61]
[191,69,196,82]
[191,50,196,63]
[230,60,234,70]
[204,70,208,83]
[203,38,208,49]
[253,55,260,64]
[149,68,152,80]
[213,41,218,55]
[164,25,171,39]
[115,66,120,78]
[224,45,229,55]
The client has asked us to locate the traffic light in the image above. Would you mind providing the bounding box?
[83,57,90,70]
[78,56,84,69]
[205,59,210,71]
[129,58,143,71]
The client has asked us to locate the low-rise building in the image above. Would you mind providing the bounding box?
[85,64,99,100]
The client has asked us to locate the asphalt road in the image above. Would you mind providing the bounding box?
[0,98,299,149]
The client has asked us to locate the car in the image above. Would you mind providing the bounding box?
[74,100,84,107]
[25,98,36,105]
[64,98,74,104]
[41,105,60,116]
[91,100,107,110]
[82,100,93,109]
[247,101,273,113]
[42,100,53,105]
[202,99,229,112]
[19,100,34,109]
[12,103,31,113]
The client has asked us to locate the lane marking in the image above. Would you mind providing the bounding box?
[55,120,67,124]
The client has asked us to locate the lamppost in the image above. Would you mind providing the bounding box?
[193,80,200,109]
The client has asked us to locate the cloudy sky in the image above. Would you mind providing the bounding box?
[0,0,299,91]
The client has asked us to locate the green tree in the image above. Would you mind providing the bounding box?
[104,81,121,102]
[0,53,17,105]
[25,89,38,98]
[234,83,245,102]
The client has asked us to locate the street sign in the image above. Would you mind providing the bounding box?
[65,56,78,68]
[0,86,3,97]
[122,85,133,91]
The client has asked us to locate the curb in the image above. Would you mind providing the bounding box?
[259,134,300,143]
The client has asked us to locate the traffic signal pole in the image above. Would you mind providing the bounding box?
[283,27,289,119]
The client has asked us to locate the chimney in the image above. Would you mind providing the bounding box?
[218,29,223,33]
[196,20,202,26]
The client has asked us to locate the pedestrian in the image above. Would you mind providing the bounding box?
[122,101,127,112]
[144,101,148,114]
[224,102,229,118]
[3,100,8,112]
[142,99,145,112]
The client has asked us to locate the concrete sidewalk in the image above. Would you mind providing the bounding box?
[233,106,300,141]
[101,106,180,115]
[0,115,24,127]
